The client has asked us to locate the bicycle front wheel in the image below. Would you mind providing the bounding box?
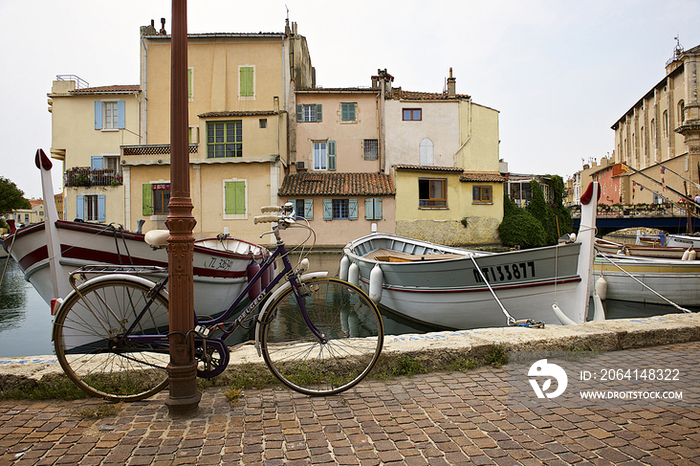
[260,277,383,396]
[53,278,170,401]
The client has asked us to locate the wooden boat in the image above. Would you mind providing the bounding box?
[340,183,601,329]
[593,254,700,307]
[666,233,700,249]
[595,238,696,260]
[2,150,270,315]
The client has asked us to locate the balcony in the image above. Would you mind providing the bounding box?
[65,167,123,187]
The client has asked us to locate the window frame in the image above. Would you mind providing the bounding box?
[341,102,357,122]
[402,108,422,121]
[313,141,328,170]
[472,185,493,204]
[297,104,323,122]
[418,178,447,208]
[223,179,248,220]
[207,121,243,158]
[239,65,255,99]
[152,183,171,215]
[363,139,379,161]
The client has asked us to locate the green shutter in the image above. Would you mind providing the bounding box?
[328,140,336,171]
[316,104,322,122]
[365,199,373,220]
[349,199,358,220]
[374,198,382,219]
[225,181,246,215]
[142,184,153,215]
[323,199,332,220]
[297,104,303,122]
[240,67,254,96]
[188,68,193,98]
[304,199,314,220]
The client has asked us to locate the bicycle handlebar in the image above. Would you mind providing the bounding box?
[254,215,279,224]
[260,206,280,213]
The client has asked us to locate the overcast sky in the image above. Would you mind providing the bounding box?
[1,0,699,199]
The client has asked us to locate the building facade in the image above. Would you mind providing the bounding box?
[612,43,700,205]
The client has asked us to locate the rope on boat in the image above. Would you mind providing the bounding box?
[469,255,517,326]
[596,250,693,314]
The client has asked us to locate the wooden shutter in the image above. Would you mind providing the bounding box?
[240,67,254,97]
[328,140,336,171]
[297,104,303,122]
[98,195,106,222]
[349,199,358,220]
[323,199,332,220]
[117,101,126,129]
[374,198,382,219]
[94,102,102,129]
[76,195,84,220]
[91,156,103,170]
[142,184,153,216]
[304,199,314,220]
[315,104,322,122]
[365,199,374,220]
[225,181,246,215]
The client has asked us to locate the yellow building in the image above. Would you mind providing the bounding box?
[382,70,503,246]
[48,76,140,224]
[612,42,700,205]
[122,20,314,243]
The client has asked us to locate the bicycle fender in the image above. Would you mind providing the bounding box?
[253,271,328,357]
[52,274,169,340]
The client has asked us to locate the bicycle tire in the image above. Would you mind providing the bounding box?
[259,277,383,396]
[53,277,170,401]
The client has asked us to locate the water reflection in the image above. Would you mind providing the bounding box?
[0,257,28,333]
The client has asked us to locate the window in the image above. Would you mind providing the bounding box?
[297,104,323,122]
[365,198,382,220]
[188,68,194,100]
[323,199,358,220]
[259,118,267,129]
[142,183,170,216]
[418,179,447,207]
[94,101,125,130]
[341,103,356,122]
[207,121,242,158]
[472,186,493,204]
[224,180,247,219]
[420,139,434,166]
[679,100,685,123]
[313,142,327,170]
[663,110,669,138]
[76,194,105,222]
[292,199,314,220]
[189,126,199,144]
[364,139,379,161]
[403,108,422,121]
[239,66,254,98]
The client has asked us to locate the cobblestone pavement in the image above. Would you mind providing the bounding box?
[1,342,699,465]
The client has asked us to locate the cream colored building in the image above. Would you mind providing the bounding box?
[612,43,700,205]
[48,77,140,225]
[381,70,503,246]
[122,20,314,243]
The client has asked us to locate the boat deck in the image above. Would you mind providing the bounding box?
[364,248,466,263]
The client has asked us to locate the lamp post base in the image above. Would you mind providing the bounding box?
[165,360,201,417]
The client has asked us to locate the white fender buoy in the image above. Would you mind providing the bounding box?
[552,303,577,326]
[595,275,608,301]
[690,249,697,261]
[682,249,690,261]
[348,262,360,287]
[593,293,606,321]
[369,263,383,303]
[339,255,350,281]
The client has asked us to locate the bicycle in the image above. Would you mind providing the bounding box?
[52,203,384,401]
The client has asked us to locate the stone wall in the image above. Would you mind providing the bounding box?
[396,217,501,247]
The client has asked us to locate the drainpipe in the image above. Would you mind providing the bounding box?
[141,36,148,144]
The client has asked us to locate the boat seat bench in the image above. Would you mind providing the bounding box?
[364,248,465,262]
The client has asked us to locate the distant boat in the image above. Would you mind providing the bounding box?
[666,233,700,249]
[340,183,602,329]
[2,150,270,315]
[595,238,696,260]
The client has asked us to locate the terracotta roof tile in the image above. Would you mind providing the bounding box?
[199,111,280,118]
[460,172,506,183]
[279,173,395,196]
[389,87,470,101]
[394,164,464,173]
[70,85,140,95]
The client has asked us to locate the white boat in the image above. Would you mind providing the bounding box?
[593,254,700,307]
[2,150,270,315]
[666,233,700,249]
[340,183,601,329]
[595,238,696,260]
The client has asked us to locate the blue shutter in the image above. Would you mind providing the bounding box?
[316,104,322,122]
[98,195,106,222]
[76,195,84,220]
[117,101,126,129]
[365,199,374,220]
[297,104,303,122]
[328,141,336,171]
[374,198,382,220]
[348,199,358,220]
[91,156,103,170]
[94,102,102,129]
[304,199,313,220]
[323,199,332,220]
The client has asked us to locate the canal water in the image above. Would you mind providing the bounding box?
[0,254,695,358]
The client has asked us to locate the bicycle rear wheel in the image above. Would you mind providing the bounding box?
[53,278,170,401]
[260,277,383,396]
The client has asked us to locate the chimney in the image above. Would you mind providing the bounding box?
[160,17,167,35]
[447,68,456,98]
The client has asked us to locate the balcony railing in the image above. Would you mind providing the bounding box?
[570,202,692,218]
[65,167,123,187]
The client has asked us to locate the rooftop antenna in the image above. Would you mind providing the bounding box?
[285,4,289,21]
[673,35,684,60]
